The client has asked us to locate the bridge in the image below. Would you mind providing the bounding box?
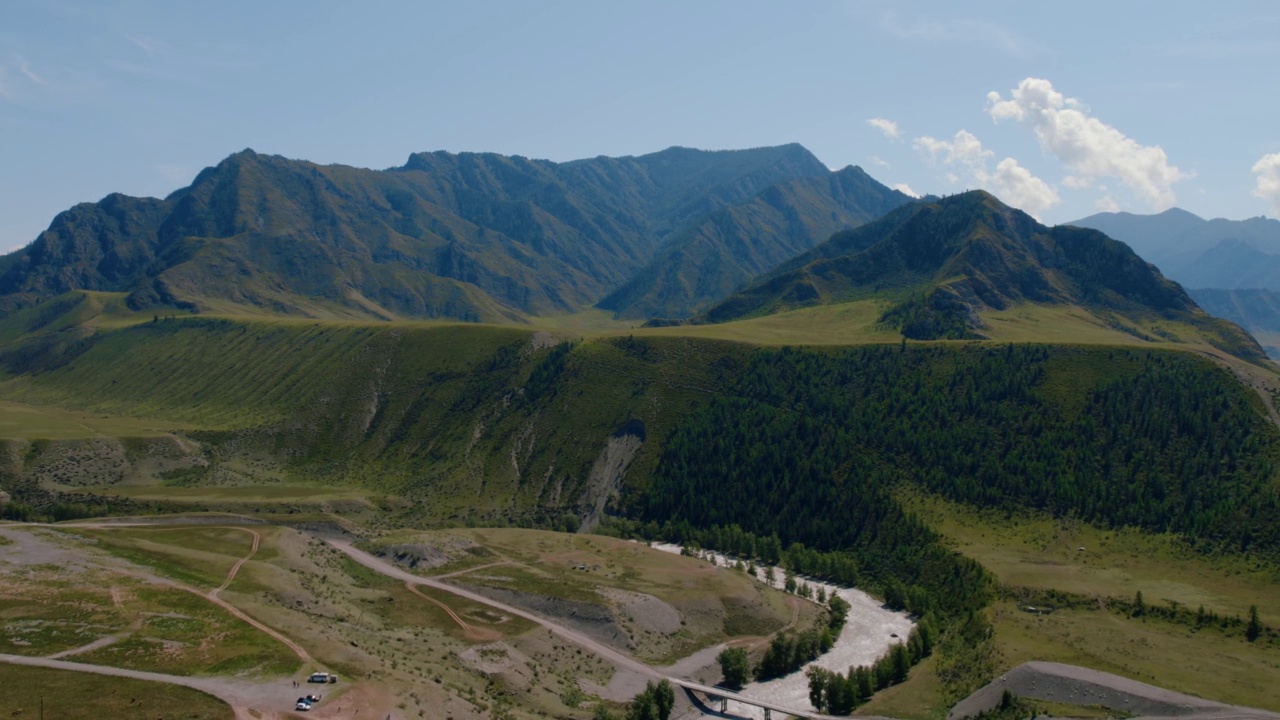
[668,677,839,720]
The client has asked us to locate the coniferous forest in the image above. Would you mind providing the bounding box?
[616,342,1280,705]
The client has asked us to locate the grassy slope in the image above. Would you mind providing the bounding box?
[0,664,232,719]
[2,301,1276,512]
[3,301,1279,717]
[859,493,1280,718]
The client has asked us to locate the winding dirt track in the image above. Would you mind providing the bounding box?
[197,527,311,664]
[2,524,312,719]
[215,527,261,594]
[403,581,500,642]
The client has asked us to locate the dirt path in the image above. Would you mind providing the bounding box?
[431,559,514,579]
[403,581,500,642]
[0,652,292,720]
[215,527,261,595]
[52,522,312,665]
[46,633,130,660]
[949,660,1280,720]
[329,539,664,680]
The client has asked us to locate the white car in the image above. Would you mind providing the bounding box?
[295,698,312,711]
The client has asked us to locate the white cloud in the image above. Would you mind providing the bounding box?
[981,158,1060,217]
[879,11,1030,57]
[1062,175,1093,190]
[987,77,1188,209]
[867,117,901,140]
[891,182,919,198]
[868,155,890,169]
[1095,195,1121,213]
[1254,153,1280,213]
[913,130,1059,217]
[914,130,991,168]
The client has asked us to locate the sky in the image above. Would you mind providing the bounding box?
[2,0,1279,253]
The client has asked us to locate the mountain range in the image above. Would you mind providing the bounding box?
[1070,208,1280,357]
[0,143,1267,363]
[1069,208,1280,290]
[0,145,908,322]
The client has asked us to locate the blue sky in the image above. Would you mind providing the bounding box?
[2,1,1279,252]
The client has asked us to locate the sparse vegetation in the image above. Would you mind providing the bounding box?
[0,664,232,719]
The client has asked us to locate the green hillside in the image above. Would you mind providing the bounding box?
[2,307,1276,551]
[3,301,1280,710]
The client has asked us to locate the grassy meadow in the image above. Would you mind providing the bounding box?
[856,492,1280,718]
[0,664,232,720]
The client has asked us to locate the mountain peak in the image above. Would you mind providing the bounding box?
[1156,206,1205,221]
[702,191,1263,360]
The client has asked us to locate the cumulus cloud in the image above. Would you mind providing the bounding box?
[867,117,901,140]
[983,158,1060,216]
[914,130,991,168]
[868,155,891,169]
[1253,154,1280,213]
[987,78,1188,209]
[1062,175,1093,190]
[913,130,1059,217]
[891,182,920,198]
[1095,196,1121,213]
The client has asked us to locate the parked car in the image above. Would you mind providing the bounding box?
[295,698,312,711]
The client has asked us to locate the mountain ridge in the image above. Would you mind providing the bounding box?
[1068,208,1280,290]
[0,144,861,322]
[701,191,1265,360]
[597,165,912,319]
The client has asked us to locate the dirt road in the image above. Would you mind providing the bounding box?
[403,581,501,642]
[329,539,665,680]
[0,652,294,720]
[949,661,1280,720]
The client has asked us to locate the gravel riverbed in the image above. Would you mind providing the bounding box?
[650,543,913,718]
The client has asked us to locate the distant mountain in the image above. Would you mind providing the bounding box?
[1068,209,1280,290]
[596,166,912,319]
[701,191,1263,359]
[0,144,856,322]
[1186,288,1280,358]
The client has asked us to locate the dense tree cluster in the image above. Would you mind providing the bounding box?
[636,345,1280,559]
[806,618,935,714]
[623,343,1280,710]
[594,680,674,720]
